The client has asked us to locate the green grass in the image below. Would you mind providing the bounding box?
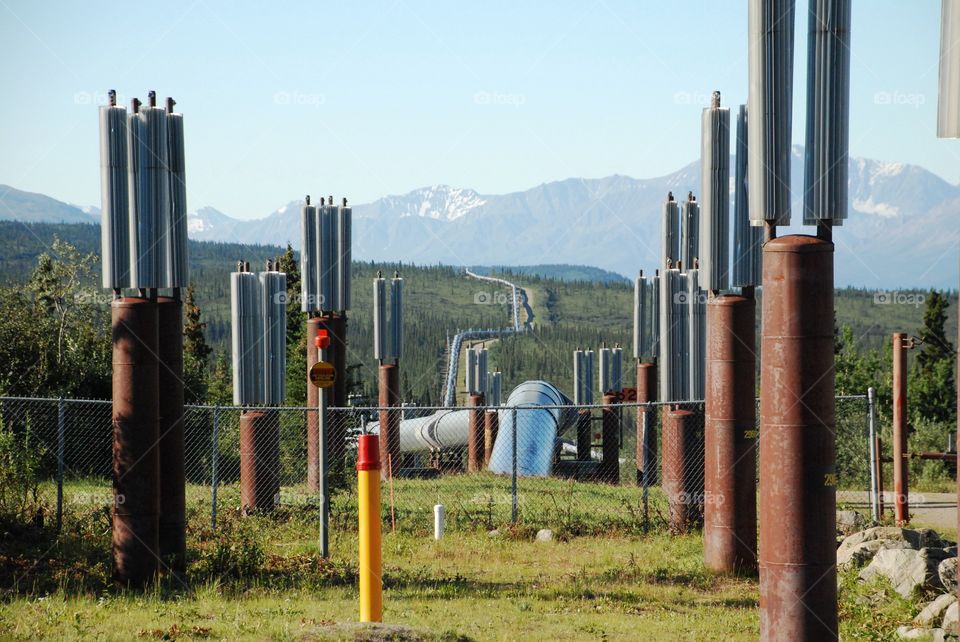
[1,474,939,641]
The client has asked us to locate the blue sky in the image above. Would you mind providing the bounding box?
[0,0,954,219]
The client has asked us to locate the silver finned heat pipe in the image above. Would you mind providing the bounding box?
[732,105,763,287]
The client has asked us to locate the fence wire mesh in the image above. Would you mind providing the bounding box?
[0,394,873,540]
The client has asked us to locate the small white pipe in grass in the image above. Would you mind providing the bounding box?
[434,504,445,540]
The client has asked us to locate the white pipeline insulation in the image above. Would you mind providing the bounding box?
[748,0,795,225]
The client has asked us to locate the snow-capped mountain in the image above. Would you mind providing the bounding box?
[3,151,958,288]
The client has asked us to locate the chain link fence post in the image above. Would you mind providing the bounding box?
[641,402,653,533]
[867,387,879,521]
[511,407,518,525]
[56,396,65,533]
[211,405,220,530]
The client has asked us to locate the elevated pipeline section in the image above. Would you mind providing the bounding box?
[441,269,531,405]
[373,380,575,477]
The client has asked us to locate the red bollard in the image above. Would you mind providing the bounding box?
[892,332,910,524]
[704,294,757,574]
[759,235,837,640]
[112,297,160,586]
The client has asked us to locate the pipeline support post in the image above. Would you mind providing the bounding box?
[704,294,757,574]
[661,408,703,533]
[467,394,485,472]
[111,297,160,586]
[483,409,499,467]
[378,363,401,482]
[635,362,657,485]
[157,296,186,571]
[759,235,837,640]
[317,333,330,558]
[239,409,280,514]
[601,393,620,484]
[892,332,910,524]
[357,435,383,623]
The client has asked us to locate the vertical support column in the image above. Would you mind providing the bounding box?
[483,409,499,467]
[704,294,757,574]
[759,235,837,640]
[467,393,485,472]
[600,393,620,484]
[892,332,909,524]
[56,397,65,533]
[239,409,280,514]
[661,408,704,533]
[211,405,220,529]
[378,364,401,481]
[157,296,185,571]
[867,387,879,522]
[306,317,321,491]
[111,297,160,586]
[635,362,657,484]
[576,411,591,461]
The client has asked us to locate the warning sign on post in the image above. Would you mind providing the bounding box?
[309,361,336,388]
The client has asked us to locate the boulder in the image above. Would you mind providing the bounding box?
[838,527,947,561]
[839,539,912,569]
[915,594,957,627]
[896,626,947,641]
[836,510,866,536]
[939,557,958,595]
[535,529,553,542]
[859,548,946,598]
[943,602,959,634]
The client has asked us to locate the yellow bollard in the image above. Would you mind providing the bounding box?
[357,434,383,622]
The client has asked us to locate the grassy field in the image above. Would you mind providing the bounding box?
[1,473,947,641]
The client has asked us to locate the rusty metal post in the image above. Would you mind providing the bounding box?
[635,362,657,484]
[111,297,160,586]
[892,332,909,524]
[576,411,591,461]
[467,394,485,472]
[759,235,837,640]
[240,409,280,514]
[483,409,498,467]
[378,363,401,481]
[600,394,620,484]
[306,317,321,491]
[661,408,703,532]
[156,296,185,571]
[704,294,757,574]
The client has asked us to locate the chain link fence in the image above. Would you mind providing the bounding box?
[0,393,875,539]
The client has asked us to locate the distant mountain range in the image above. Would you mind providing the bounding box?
[1,147,957,288]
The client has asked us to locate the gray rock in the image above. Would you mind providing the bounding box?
[487,529,500,538]
[915,594,957,627]
[836,510,866,535]
[535,528,553,542]
[939,558,958,594]
[897,626,947,641]
[859,548,945,597]
[839,527,947,561]
[943,602,959,634]
[839,539,912,569]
